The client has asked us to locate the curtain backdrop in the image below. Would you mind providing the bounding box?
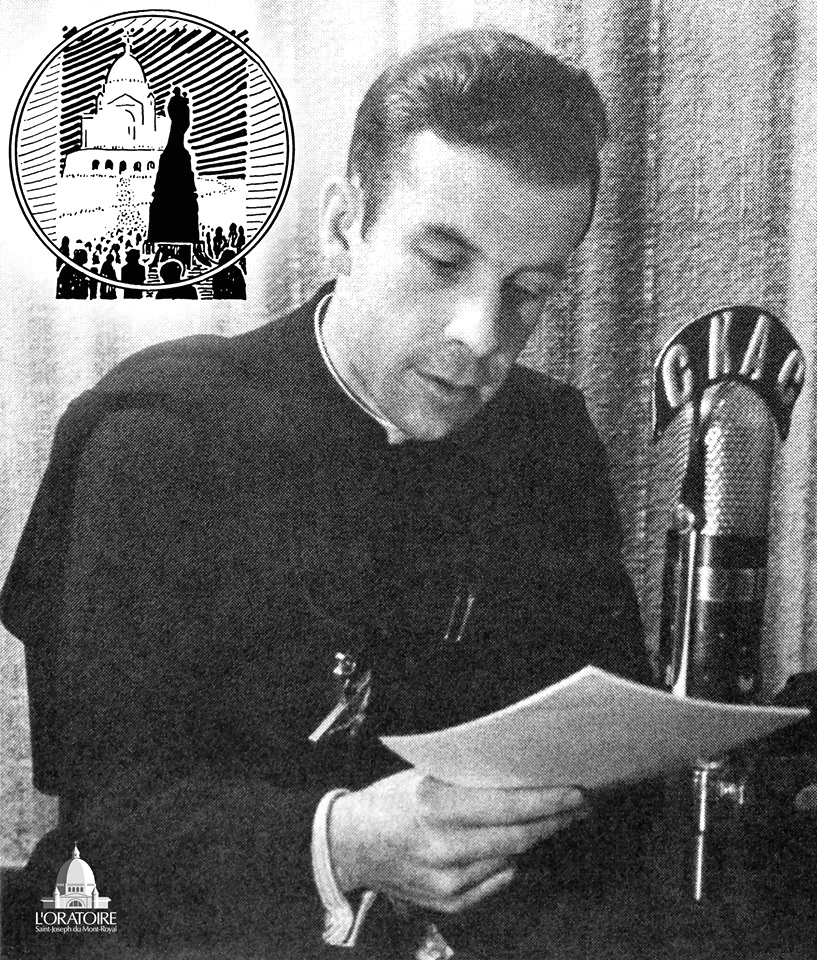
[1,0,815,866]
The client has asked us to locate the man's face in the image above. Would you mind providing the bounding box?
[330,130,594,441]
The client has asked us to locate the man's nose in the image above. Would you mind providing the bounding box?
[443,291,502,359]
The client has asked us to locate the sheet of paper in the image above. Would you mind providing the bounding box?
[381,666,810,790]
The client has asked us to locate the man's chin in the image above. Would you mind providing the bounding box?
[394,403,481,442]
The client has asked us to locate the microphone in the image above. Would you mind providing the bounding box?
[659,381,775,702]
[654,307,805,703]
[653,306,806,902]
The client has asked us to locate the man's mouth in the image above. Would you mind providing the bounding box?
[414,369,481,404]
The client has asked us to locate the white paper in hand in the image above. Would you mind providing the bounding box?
[380,666,809,790]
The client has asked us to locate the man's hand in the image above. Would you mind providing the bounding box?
[328,770,587,914]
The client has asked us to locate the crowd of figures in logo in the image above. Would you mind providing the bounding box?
[55,222,248,300]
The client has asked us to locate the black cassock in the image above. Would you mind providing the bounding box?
[2,284,653,958]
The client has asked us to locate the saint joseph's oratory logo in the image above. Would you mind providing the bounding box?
[35,845,117,933]
[11,11,293,298]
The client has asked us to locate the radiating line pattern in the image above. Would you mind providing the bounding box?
[247,61,286,233]
[17,57,61,238]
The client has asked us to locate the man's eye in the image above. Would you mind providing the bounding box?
[509,285,538,302]
[422,252,463,274]
[506,284,544,307]
[506,277,564,308]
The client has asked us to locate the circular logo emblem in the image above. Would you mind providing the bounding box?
[10,11,294,295]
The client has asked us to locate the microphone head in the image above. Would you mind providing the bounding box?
[652,309,805,703]
[699,381,777,538]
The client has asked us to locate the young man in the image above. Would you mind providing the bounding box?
[2,30,650,959]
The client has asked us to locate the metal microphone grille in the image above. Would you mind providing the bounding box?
[701,382,776,537]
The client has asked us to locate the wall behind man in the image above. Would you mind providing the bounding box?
[1,0,815,867]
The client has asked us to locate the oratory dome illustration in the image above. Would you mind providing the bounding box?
[64,35,169,174]
[40,845,111,910]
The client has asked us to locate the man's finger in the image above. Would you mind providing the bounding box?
[433,865,518,914]
[381,858,510,910]
[431,856,510,899]
[436,808,586,865]
[417,775,585,826]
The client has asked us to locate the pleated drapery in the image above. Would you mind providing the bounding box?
[1,0,815,865]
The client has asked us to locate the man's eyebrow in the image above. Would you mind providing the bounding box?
[514,262,569,282]
[416,223,478,254]
[416,223,569,277]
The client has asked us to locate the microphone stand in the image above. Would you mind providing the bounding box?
[687,757,749,902]
[667,391,749,904]
[652,307,807,908]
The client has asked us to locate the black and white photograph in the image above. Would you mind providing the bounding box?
[1,1,815,958]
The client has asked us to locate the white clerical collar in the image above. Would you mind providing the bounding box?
[314,293,409,445]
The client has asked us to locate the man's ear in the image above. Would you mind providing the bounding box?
[319,177,362,276]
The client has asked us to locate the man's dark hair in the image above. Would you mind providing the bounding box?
[347,29,608,236]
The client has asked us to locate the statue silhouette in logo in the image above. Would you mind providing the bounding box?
[147,87,200,257]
